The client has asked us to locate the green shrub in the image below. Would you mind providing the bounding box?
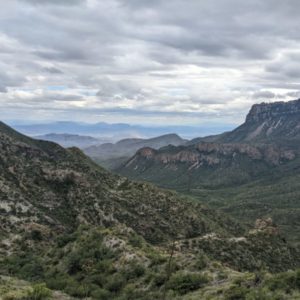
[25,283,52,300]
[30,230,43,241]
[90,288,111,300]
[128,234,144,248]
[105,274,126,292]
[224,285,248,300]
[152,273,167,287]
[167,272,210,295]
[245,288,276,300]
[194,254,207,270]
[123,264,145,280]
[65,284,89,298]
[66,253,82,274]
[267,270,300,292]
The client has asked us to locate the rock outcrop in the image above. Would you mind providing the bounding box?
[125,142,295,171]
[220,99,300,143]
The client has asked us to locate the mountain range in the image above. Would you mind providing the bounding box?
[11,121,234,141]
[117,100,300,185]
[83,133,187,169]
[116,99,300,246]
[35,133,105,149]
[1,115,299,299]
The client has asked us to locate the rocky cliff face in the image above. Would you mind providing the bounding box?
[246,99,300,123]
[220,99,300,144]
[125,142,295,171]
[118,141,297,191]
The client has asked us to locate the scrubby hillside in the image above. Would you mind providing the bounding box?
[0,121,299,299]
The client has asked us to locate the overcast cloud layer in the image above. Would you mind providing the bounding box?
[1,0,300,126]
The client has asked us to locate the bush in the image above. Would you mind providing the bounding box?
[128,234,143,248]
[90,288,111,300]
[65,284,89,298]
[194,254,207,270]
[105,274,126,292]
[67,253,82,274]
[31,230,43,241]
[167,272,210,295]
[224,285,248,300]
[25,283,52,300]
[152,273,167,287]
[123,264,145,280]
[267,270,300,292]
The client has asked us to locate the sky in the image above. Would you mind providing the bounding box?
[1,0,300,126]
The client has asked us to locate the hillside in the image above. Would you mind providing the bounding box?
[1,121,299,299]
[116,100,300,246]
[84,133,187,170]
[118,99,300,186]
[218,99,300,145]
[0,123,236,244]
[117,142,296,188]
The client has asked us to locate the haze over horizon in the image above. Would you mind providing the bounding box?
[1,0,300,127]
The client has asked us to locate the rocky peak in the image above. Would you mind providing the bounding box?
[217,99,300,143]
[246,99,300,123]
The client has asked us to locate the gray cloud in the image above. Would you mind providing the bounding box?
[1,0,300,125]
[19,0,86,6]
[96,78,145,102]
[252,91,276,99]
[42,67,63,74]
[0,70,27,93]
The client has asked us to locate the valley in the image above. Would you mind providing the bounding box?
[1,103,300,299]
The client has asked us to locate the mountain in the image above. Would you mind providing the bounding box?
[117,142,297,189]
[116,99,300,246]
[1,121,299,299]
[219,99,300,145]
[0,122,228,244]
[83,133,187,169]
[35,133,104,148]
[11,121,235,141]
[116,100,300,189]
[187,99,300,147]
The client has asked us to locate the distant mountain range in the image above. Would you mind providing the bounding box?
[83,133,187,169]
[11,121,235,141]
[35,133,107,148]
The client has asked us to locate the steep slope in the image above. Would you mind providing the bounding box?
[218,99,300,145]
[189,157,300,245]
[84,133,187,170]
[117,142,296,189]
[1,121,299,299]
[0,123,238,245]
